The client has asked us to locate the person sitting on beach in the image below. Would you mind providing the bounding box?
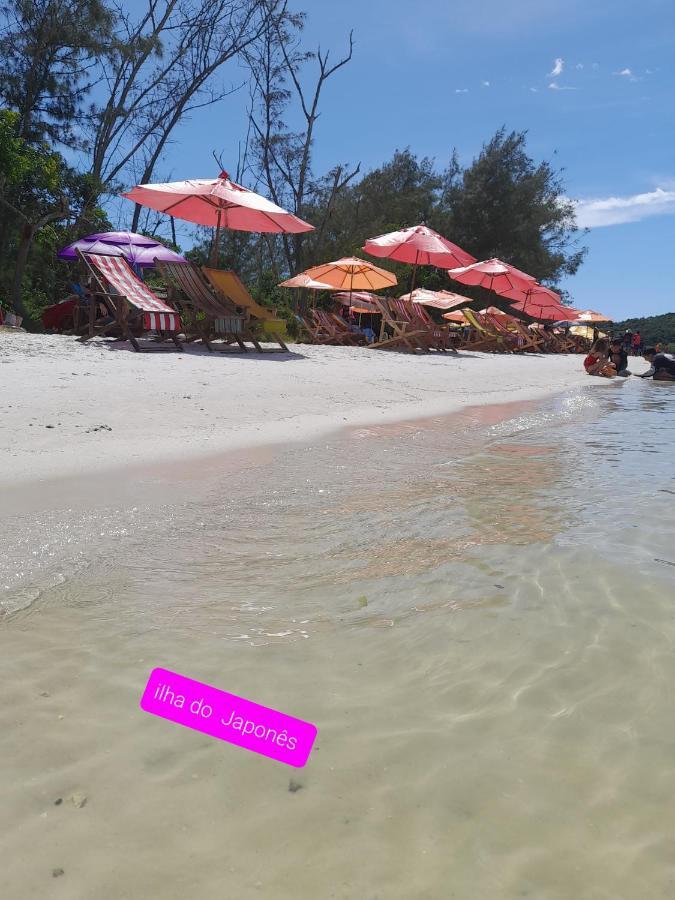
[584,339,617,377]
[636,348,675,381]
[608,338,631,376]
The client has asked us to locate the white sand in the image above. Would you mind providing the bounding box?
[1,332,594,489]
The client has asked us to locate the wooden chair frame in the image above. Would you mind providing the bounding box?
[76,251,183,352]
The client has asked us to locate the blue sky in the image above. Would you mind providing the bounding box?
[118,0,675,319]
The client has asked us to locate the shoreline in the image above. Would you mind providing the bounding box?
[2,333,598,498]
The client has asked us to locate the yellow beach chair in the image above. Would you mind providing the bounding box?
[202,268,288,350]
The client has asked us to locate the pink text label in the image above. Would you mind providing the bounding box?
[140,667,317,768]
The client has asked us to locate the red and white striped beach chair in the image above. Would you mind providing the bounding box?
[77,251,183,352]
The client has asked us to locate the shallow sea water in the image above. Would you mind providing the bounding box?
[1,380,675,899]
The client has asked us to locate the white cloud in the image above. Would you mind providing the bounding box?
[455,88,469,93]
[592,62,600,70]
[529,87,539,93]
[548,57,564,77]
[574,187,675,227]
[482,80,490,87]
[548,82,577,91]
[614,67,639,82]
[576,63,584,69]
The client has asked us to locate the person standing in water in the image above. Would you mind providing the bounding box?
[632,331,643,356]
[637,348,675,381]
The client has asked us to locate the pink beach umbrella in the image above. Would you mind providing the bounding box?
[278,272,334,310]
[510,297,579,321]
[278,273,334,290]
[363,224,476,295]
[448,257,537,296]
[399,288,474,310]
[122,171,314,265]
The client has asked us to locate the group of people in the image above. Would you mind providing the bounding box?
[621,329,644,356]
[584,338,675,381]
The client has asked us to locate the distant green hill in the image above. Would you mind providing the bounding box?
[611,313,675,350]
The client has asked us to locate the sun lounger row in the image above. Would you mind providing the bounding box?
[75,252,288,353]
[71,250,587,357]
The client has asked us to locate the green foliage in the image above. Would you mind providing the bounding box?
[0,0,114,148]
[0,107,110,323]
[611,313,675,351]
[308,149,442,264]
[298,134,586,301]
[433,129,587,287]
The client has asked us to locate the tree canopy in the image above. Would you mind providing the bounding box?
[0,0,589,328]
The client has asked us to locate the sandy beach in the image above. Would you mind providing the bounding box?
[1,332,595,491]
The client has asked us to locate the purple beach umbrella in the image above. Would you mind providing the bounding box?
[58,231,187,268]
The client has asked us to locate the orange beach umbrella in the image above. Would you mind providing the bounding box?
[574,309,613,323]
[301,257,397,292]
[442,310,470,325]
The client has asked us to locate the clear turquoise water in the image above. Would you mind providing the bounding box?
[1,380,674,899]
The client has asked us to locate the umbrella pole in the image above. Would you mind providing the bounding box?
[409,250,419,297]
[211,209,222,268]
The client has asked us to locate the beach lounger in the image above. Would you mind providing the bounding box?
[292,311,344,344]
[406,301,459,352]
[311,309,367,345]
[370,297,429,353]
[384,298,446,352]
[77,252,183,352]
[497,316,546,352]
[530,325,573,354]
[460,310,520,353]
[156,260,266,353]
[202,267,289,351]
[483,313,542,353]
[554,329,578,353]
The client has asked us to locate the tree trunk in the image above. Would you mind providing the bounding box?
[10,224,36,327]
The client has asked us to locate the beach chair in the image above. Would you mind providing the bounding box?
[370,297,429,353]
[156,260,265,353]
[454,309,503,352]
[290,311,338,344]
[530,325,571,354]
[497,316,546,352]
[202,268,289,351]
[483,313,541,353]
[77,252,183,352]
[553,328,578,353]
[407,301,459,352]
[310,309,367,345]
[331,313,374,344]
